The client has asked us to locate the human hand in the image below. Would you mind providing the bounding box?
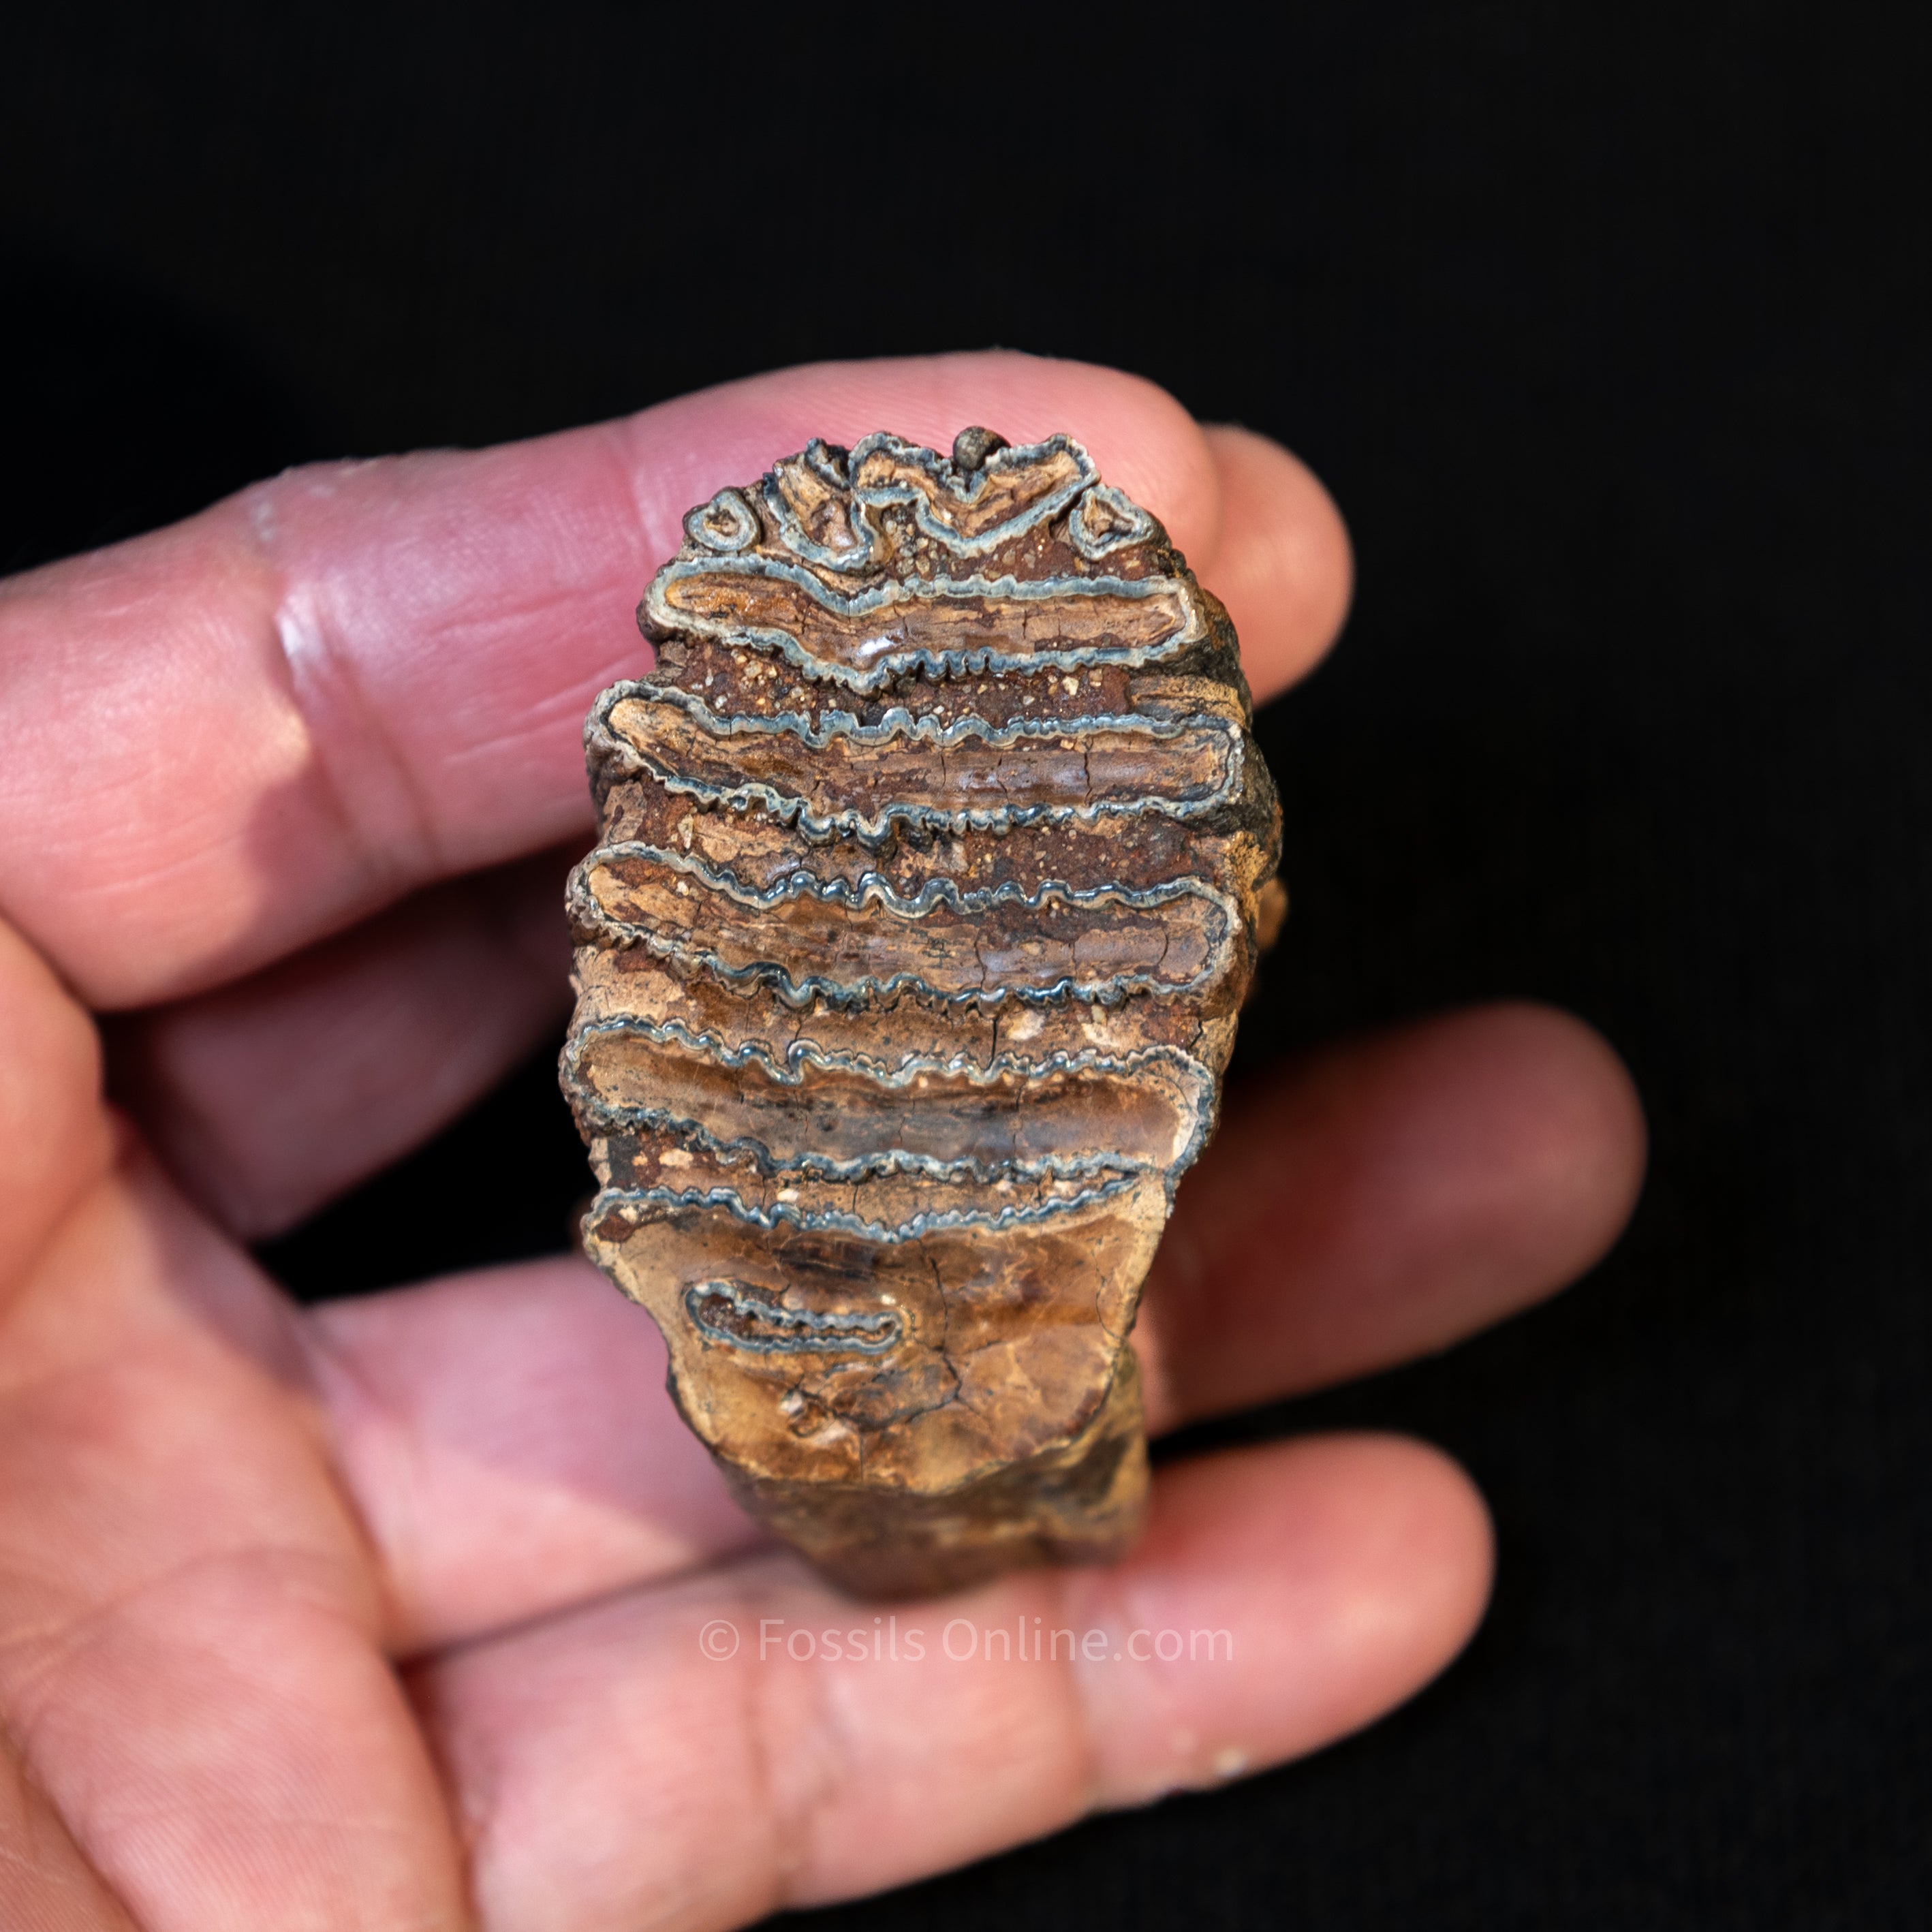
[0,354,1644,1930]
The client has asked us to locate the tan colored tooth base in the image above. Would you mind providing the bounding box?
[726,1360,1147,1600]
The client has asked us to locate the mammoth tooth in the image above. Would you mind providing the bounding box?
[563,428,1283,1598]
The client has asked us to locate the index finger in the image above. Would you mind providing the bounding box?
[0,352,1347,1007]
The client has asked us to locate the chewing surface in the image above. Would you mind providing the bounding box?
[565,432,1281,1595]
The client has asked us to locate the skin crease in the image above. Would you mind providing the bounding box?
[0,354,1645,1931]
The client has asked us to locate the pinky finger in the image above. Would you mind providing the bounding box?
[411,1433,1490,1932]
[1067,1433,1491,1808]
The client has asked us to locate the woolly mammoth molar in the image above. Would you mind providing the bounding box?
[563,429,1282,1598]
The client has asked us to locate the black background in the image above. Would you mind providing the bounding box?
[5,4,1927,1925]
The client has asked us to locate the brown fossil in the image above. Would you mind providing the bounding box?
[563,429,1282,1597]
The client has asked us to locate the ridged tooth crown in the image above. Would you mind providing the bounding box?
[563,431,1283,1597]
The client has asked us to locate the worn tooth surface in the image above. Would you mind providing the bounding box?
[593,686,1250,841]
[563,430,1282,1598]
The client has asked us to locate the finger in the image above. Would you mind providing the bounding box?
[302,1000,1635,1654]
[1202,424,1354,702]
[302,1253,758,1655]
[411,1433,1490,1932]
[0,922,113,1302]
[1138,1001,1647,1430]
[108,845,574,1239]
[1,352,1356,1009]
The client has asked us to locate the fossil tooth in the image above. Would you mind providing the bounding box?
[563,430,1282,1598]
